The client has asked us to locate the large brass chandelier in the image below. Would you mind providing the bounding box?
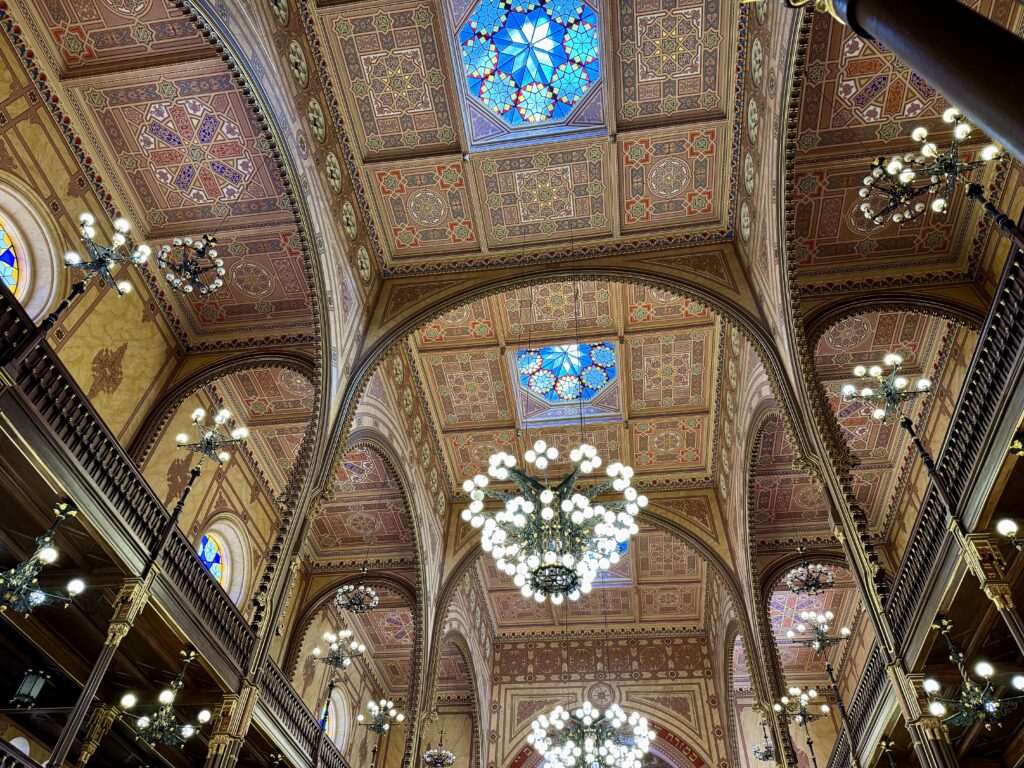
[460,441,644,603]
[527,702,654,768]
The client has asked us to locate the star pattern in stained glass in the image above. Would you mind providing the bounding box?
[459,0,600,127]
[517,341,615,403]
[0,219,20,296]
[197,533,225,584]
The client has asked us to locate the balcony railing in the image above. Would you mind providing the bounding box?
[0,286,344,766]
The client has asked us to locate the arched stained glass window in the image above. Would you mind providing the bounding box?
[197,533,226,585]
[0,218,21,296]
[459,0,600,127]
[322,701,337,741]
[517,341,616,403]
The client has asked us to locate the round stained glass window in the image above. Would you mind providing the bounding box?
[516,341,616,403]
[0,218,21,297]
[197,533,226,585]
[459,0,600,127]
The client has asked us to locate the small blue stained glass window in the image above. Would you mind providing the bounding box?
[517,341,615,403]
[0,219,21,297]
[197,533,226,585]
[459,0,600,127]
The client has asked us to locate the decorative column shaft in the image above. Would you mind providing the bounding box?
[49,576,154,767]
[827,0,1024,163]
[74,704,117,767]
[202,684,260,768]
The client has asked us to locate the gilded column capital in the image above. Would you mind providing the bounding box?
[917,716,953,743]
[984,581,1015,610]
[746,0,846,24]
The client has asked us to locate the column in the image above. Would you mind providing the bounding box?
[203,684,260,768]
[887,665,957,768]
[822,0,1024,163]
[915,717,959,767]
[963,534,1024,657]
[74,705,117,767]
[49,576,153,767]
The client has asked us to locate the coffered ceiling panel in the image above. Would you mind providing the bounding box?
[409,281,724,495]
[347,585,417,697]
[306,447,416,567]
[316,1,461,162]
[34,0,207,77]
[476,524,706,639]
[768,566,859,688]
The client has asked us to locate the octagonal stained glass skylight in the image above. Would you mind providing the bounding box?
[459,0,600,127]
[517,342,615,403]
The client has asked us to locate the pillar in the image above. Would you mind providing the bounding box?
[822,0,1024,163]
[893,669,958,768]
[203,683,260,768]
[49,576,153,767]
[74,705,117,767]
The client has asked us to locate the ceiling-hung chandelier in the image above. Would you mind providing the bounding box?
[422,729,456,767]
[358,698,405,734]
[311,629,366,671]
[460,441,644,603]
[527,702,654,768]
[157,234,225,295]
[784,547,835,596]
[337,566,379,614]
[857,108,1001,225]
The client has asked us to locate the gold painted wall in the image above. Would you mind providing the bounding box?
[139,389,279,608]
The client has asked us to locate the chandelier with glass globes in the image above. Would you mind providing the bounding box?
[527,701,654,768]
[337,566,379,614]
[461,440,644,603]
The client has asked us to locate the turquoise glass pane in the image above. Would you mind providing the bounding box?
[516,341,615,403]
[197,533,225,584]
[459,0,600,127]
[0,223,20,295]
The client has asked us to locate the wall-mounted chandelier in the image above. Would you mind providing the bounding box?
[527,701,654,768]
[423,729,456,767]
[0,501,85,616]
[784,548,836,596]
[337,566,379,614]
[311,629,365,671]
[922,618,1024,728]
[460,441,644,603]
[358,698,405,734]
[857,109,1000,225]
[157,234,225,295]
[119,649,211,749]
[841,353,932,424]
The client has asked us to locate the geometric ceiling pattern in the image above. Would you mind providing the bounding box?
[815,311,957,541]
[768,566,859,689]
[212,367,314,494]
[313,0,741,273]
[305,447,416,568]
[791,3,1024,297]
[475,523,707,639]
[17,0,316,351]
[344,585,417,697]
[409,280,724,497]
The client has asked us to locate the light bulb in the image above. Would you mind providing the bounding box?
[158,689,175,705]
[928,701,947,717]
[997,519,1019,537]
[176,433,189,444]
[120,693,137,709]
[922,678,941,694]
[916,378,932,391]
[79,212,96,226]
[64,251,82,265]
[218,451,231,463]
[137,716,151,729]
[911,126,928,142]
[231,427,249,440]
[981,144,1001,162]
[931,197,947,213]
[116,280,133,295]
[37,546,58,564]
[192,407,206,422]
[942,107,960,123]
[1013,675,1024,691]
[872,408,886,420]
[181,724,196,739]
[67,578,85,596]
[853,365,866,377]
[975,661,994,678]
[954,122,972,140]
[868,365,882,377]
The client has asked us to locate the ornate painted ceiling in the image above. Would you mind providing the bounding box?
[476,523,707,639]
[791,2,1024,302]
[308,0,743,274]
[408,280,725,497]
[305,446,416,569]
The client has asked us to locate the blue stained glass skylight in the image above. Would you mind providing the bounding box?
[459,0,600,127]
[517,341,615,403]
[0,220,20,297]
[197,533,225,585]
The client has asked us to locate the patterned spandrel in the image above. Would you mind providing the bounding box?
[516,341,615,403]
[0,220,20,296]
[197,533,225,584]
[459,0,600,126]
